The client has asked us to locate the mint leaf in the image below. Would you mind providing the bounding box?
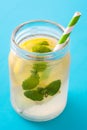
[32,45,51,53]
[37,80,61,97]
[39,41,49,45]
[33,62,47,72]
[22,73,40,90]
[46,80,61,96]
[24,90,43,101]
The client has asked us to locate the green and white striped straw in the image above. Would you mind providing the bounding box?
[53,12,81,51]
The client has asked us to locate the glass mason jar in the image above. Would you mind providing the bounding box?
[9,20,70,122]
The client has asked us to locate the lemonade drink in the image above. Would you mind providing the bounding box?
[9,20,70,121]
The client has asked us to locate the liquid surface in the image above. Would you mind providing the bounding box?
[19,37,57,52]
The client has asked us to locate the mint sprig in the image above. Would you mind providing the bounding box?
[24,80,61,101]
[22,41,61,101]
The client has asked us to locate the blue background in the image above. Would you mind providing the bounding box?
[0,0,87,129]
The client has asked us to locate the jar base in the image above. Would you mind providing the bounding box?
[11,98,67,122]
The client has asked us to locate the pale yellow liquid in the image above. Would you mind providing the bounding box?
[19,37,56,52]
[9,37,70,121]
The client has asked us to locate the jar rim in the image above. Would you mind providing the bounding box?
[11,20,70,60]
